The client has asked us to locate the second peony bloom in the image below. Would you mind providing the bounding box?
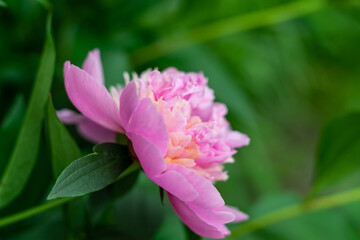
[58,49,250,238]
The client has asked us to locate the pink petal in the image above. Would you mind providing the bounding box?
[77,119,116,143]
[57,109,85,124]
[189,205,236,225]
[167,163,224,209]
[127,132,167,178]
[82,49,104,85]
[64,61,123,132]
[225,131,250,148]
[153,170,198,202]
[168,193,228,239]
[119,81,140,130]
[129,132,198,201]
[217,205,249,222]
[127,98,169,157]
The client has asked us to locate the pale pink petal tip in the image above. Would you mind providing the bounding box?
[56,109,85,124]
[226,131,250,148]
[82,49,104,85]
[221,205,249,222]
[64,61,71,72]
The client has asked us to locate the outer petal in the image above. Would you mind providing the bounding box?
[217,205,248,222]
[166,163,224,209]
[189,205,235,225]
[77,119,116,143]
[168,193,227,239]
[57,109,85,124]
[119,81,140,130]
[82,49,104,85]
[57,109,116,144]
[153,171,198,202]
[127,132,167,178]
[64,61,123,132]
[127,98,169,157]
[225,131,250,148]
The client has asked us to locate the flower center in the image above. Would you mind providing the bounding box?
[165,132,202,168]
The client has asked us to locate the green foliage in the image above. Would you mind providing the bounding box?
[45,97,82,178]
[0,13,55,210]
[184,224,202,240]
[0,95,25,177]
[243,192,360,240]
[153,209,187,240]
[1,0,360,239]
[48,143,133,199]
[313,112,360,192]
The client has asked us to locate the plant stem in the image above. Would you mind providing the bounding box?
[130,0,327,66]
[116,162,140,181]
[0,163,140,228]
[0,197,74,228]
[231,187,360,237]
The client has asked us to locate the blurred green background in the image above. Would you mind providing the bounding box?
[1,0,360,239]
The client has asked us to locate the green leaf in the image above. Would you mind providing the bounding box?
[45,97,82,178]
[313,112,360,192]
[0,95,25,177]
[0,13,55,209]
[48,143,133,199]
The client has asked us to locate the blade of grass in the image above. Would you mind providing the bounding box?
[0,13,55,209]
[0,95,25,177]
[231,187,360,238]
[131,0,327,66]
[45,97,82,178]
[0,198,74,228]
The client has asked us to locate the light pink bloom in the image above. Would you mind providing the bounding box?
[60,49,250,238]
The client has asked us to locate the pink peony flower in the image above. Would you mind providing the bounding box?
[59,49,250,238]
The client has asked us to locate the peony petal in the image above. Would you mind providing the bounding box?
[129,132,198,201]
[217,205,249,222]
[82,49,104,85]
[119,81,140,129]
[167,163,224,209]
[153,170,198,202]
[127,132,166,178]
[168,193,228,239]
[127,98,169,157]
[57,109,85,124]
[189,205,235,225]
[77,119,116,144]
[64,61,123,132]
[225,131,250,148]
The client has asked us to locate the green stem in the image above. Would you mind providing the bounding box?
[231,187,360,237]
[0,162,140,228]
[130,0,327,65]
[0,197,74,228]
[116,162,140,181]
